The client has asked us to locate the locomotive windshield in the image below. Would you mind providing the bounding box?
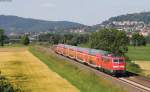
[113,59,124,63]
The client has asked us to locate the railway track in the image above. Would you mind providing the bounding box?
[49,48,150,92]
[119,78,150,92]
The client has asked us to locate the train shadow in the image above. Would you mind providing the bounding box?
[116,71,139,78]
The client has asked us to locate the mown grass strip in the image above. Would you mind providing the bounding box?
[29,46,126,92]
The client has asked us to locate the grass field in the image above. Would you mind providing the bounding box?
[29,46,127,92]
[126,45,150,61]
[0,47,79,92]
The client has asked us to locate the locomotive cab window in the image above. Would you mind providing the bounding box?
[113,59,118,63]
[113,59,124,63]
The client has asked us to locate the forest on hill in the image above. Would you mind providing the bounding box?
[0,15,86,33]
[102,12,150,25]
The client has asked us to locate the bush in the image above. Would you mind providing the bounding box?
[126,62,142,74]
[124,55,142,74]
[131,33,147,46]
[21,35,30,45]
[0,74,21,92]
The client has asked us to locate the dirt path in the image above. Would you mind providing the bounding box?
[0,48,80,92]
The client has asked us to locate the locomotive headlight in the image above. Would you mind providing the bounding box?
[119,66,125,68]
[113,66,119,68]
[113,66,124,68]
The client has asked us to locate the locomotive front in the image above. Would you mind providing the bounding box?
[112,56,126,75]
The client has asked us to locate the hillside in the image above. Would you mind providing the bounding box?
[102,12,150,25]
[0,15,86,33]
[88,12,150,32]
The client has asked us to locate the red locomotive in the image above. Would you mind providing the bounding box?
[54,44,126,75]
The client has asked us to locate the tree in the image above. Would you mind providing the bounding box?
[60,33,90,46]
[146,35,150,44]
[49,34,61,44]
[0,29,5,46]
[132,33,146,46]
[75,34,89,44]
[38,33,53,42]
[21,35,30,45]
[68,36,78,46]
[89,28,129,54]
[62,34,74,44]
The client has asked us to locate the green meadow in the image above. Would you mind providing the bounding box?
[126,45,150,61]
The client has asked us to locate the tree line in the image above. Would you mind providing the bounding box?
[0,28,30,46]
[0,28,148,54]
[37,28,147,55]
[38,33,90,46]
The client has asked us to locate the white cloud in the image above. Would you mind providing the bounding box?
[41,3,56,8]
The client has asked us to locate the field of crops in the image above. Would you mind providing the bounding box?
[134,61,150,77]
[0,48,79,92]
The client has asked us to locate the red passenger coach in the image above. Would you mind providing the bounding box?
[54,44,126,75]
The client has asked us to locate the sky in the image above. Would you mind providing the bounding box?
[0,0,150,26]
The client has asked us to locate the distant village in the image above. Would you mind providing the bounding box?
[103,21,150,37]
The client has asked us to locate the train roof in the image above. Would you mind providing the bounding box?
[58,44,111,56]
[89,49,110,56]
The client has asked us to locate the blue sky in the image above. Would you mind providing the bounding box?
[0,0,150,25]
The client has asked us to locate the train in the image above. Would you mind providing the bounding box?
[54,44,126,76]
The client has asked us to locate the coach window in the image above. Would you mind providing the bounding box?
[103,58,110,62]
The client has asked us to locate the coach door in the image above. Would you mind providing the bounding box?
[102,57,111,70]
